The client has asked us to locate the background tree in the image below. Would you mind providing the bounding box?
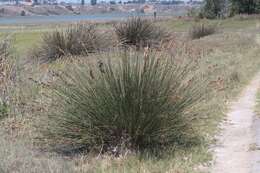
[202,0,226,19]
[229,0,260,15]
[91,0,97,5]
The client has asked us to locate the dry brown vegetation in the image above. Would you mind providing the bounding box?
[189,23,217,40]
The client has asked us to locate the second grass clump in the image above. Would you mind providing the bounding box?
[45,50,205,155]
[114,17,167,48]
[34,23,107,62]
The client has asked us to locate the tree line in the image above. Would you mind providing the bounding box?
[202,0,260,19]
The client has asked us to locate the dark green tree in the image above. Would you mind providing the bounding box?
[91,0,97,5]
[229,0,260,15]
[202,0,226,19]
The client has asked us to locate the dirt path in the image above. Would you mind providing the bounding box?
[211,73,260,173]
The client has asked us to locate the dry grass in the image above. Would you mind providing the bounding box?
[0,127,74,173]
[0,36,18,120]
[189,23,217,40]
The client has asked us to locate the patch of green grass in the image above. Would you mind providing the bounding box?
[4,17,258,56]
[0,102,8,120]
[13,31,42,55]
[158,17,258,32]
[157,19,194,32]
[218,18,258,30]
[255,89,260,116]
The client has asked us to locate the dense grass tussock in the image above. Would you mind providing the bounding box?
[114,17,167,48]
[189,23,217,40]
[34,23,107,62]
[0,38,15,119]
[44,50,206,155]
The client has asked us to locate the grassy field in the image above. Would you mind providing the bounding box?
[0,16,258,55]
[0,16,260,173]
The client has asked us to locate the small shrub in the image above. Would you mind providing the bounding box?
[20,10,26,16]
[44,50,206,154]
[114,17,167,48]
[0,38,10,58]
[229,71,240,83]
[34,23,107,62]
[0,102,8,120]
[189,23,217,40]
